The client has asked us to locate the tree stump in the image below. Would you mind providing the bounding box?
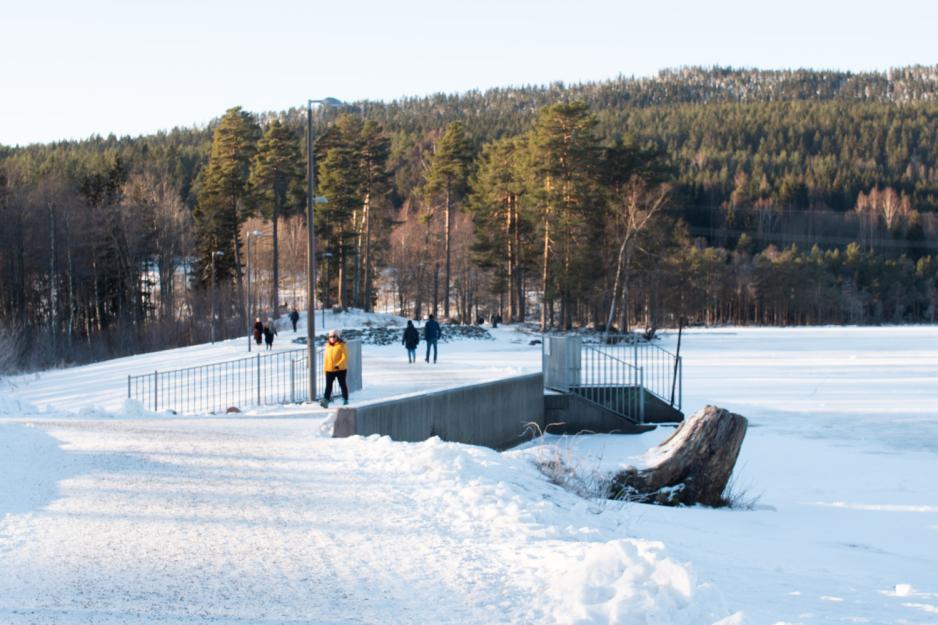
[610,405,747,507]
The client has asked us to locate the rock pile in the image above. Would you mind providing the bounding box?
[292,324,493,346]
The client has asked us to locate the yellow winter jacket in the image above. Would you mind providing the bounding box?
[323,339,348,372]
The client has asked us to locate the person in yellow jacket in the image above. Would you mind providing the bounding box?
[320,329,349,408]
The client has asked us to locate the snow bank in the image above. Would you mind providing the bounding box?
[370,436,735,624]
[543,539,736,625]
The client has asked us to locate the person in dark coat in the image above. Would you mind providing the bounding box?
[289,307,300,332]
[423,314,441,363]
[263,319,277,350]
[402,320,420,363]
[252,317,264,346]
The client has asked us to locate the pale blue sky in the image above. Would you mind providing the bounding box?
[2,0,936,146]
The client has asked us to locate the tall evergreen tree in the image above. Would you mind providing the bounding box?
[468,136,530,321]
[424,121,473,319]
[193,107,260,328]
[356,120,391,311]
[249,120,304,318]
[317,114,365,309]
[526,102,603,329]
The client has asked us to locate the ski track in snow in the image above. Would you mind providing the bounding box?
[1,322,937,624]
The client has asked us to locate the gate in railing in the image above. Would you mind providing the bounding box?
[128,341,362,415]
[542,335,682,424]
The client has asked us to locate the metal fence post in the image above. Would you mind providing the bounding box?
[153,370,158,412]
[256,353,261,406]
[127,375,131,400]
[678,356,683,411]
[290,359,296,403]
[638,367,645,424]
[633,338,638,376]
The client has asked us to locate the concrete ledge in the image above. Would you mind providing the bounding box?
[334,373,545,449]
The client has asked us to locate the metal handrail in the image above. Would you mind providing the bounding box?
[128,347,324,415]
[577,342,645,423]
[543,334,683,426]
[585,347,640,371]
[590,334,679,358]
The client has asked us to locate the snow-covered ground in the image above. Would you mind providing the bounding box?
[1,321,936,624]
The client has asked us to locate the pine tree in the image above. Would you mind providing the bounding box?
[317,114,365,309]
[525,102,602,329]
[193,107,260,330]
[249,120,304,318]
[424,121,473,319]
[468,136,530,320]
[356,120,391,311]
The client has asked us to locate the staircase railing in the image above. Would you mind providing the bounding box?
[577,343,645,422]
[591,338,682,410]
[542,334,683,424]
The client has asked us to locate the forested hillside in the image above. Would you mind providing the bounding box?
[3,66,938,370]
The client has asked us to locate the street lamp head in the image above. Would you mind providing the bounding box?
[317,97,346,108]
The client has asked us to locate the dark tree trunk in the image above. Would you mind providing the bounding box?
[271,203,280,318]
[444,186,451,319]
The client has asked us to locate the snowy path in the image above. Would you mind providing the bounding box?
[0,418,728,625]
[0,419,503,623]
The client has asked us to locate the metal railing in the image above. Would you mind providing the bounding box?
[577,343,645,422]
[543,334,683,424]
[128,339,365,415]
[589,338,682,410]
[128,348,319,414]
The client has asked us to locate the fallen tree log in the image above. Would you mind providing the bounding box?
[610,405,748,507]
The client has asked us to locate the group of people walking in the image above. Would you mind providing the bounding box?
[248,312,449,409]
[402,314,441,363]
[252,317,278,349]
[249,306,300,351]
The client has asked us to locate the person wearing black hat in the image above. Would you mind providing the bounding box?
[320,329,349,407]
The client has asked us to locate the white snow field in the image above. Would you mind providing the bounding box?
[1,321,937,625]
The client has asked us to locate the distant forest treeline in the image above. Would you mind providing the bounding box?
[2,66,938,371]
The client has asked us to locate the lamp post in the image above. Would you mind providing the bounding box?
[306,97,345,402]
[210,250,224,345]
[246,230,268,352]
[320,251,333,330]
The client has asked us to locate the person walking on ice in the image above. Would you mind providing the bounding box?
[253,317,264,346]
[402,319,420,363]
[263,318,277,350]
[320,329,349,407]
[289,306,300,332]
[423,314,441,363]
